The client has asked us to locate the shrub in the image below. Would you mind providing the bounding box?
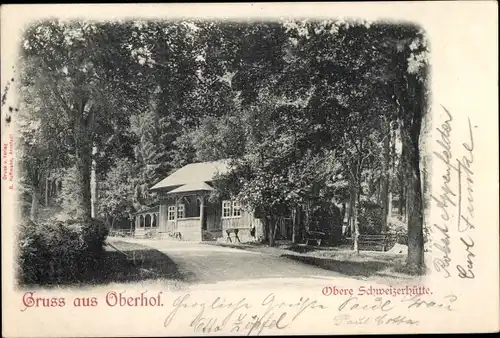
[388,217,408,245]
[17,218,108,285]
[358,202,383,235]
[309,203,343,246]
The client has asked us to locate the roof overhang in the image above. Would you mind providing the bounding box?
[166,182,214,195]
[133,205,159,215]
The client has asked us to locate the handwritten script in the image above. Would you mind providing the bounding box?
[431,105,475,279]
[164,293,326,335]
[333,293,458,327]
[161,292,460,334]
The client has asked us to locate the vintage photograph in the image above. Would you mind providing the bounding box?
[3,2,499,336]
[13,18,431,290]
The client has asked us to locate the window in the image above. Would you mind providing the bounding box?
[222,200,232,218]
[232,200,242,217]
[222,200,242,218]
[139,215,145,227]
[177,204,185,219]
[168,206,175,221]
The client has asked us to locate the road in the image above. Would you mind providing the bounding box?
[110,238,357,289]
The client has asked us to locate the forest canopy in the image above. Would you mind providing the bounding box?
[17,19,429,272]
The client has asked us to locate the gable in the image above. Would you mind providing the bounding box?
[150,159,230,191]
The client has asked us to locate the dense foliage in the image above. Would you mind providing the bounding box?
[18,218,108,285]
[18,19,429,274]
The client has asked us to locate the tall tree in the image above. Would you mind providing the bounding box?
[21,20,153,220]
[389,30,429,273]
[17,64,72,221]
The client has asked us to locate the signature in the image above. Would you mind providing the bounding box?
[401,294,458,311]
[456,118,475,233]
[164,293,326,335]
[456,236,475,278]
[338,296,394,312]
[332,294,458,327]
[431,105,476,279]
[333,314,419,326]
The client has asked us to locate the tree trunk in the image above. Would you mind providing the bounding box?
[74,108,93,221]
[273,217,280,243]
[380,119,391,232]
[404,127,425,274]
[399,186,405,217]
[30,188,40,222]
[352,197,359,253]
[268,217,276,247]
[75,147,92,221]
[399,136,407,218]
[45,177,49,206]
[341,202,346,224]
[291,207,298,244]
[348,184,356,238]
[395,69,425,274]
[353,181,361,254]
[262,216,270,243]
[405,186,410,222]
[387,192,393,222]
[388,128,396,221]
[348,173,360,253]
[91,146,98,218]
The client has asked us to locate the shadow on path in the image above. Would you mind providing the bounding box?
[19,241,198,289]
[281,254,392,278]
[89,241,198,284]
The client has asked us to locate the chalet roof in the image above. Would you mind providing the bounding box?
[133,205,159,215]
[166,182,214,194]
[150,159,230,191]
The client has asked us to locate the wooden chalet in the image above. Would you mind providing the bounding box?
[134,160,264,242]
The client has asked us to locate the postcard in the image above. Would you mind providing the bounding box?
[1,2,498,336]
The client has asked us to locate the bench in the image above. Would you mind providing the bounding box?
[109,229,133,237]
[305,231,326,246]
[358,234,391,251]
[226,228,241,243]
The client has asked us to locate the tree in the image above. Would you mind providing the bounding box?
[21,20,154,220]
[18,19,428,269]
[390,30,429,273]
[206,20,428,260]
[99,158,139,228]
[17,70,72,221]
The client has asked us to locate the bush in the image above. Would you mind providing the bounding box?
[17,218,108,285]
[388,217,408,245]
[309,203,343,246]
[358,202,383,235]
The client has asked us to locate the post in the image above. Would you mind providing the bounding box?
[174,196,179,231]
[199,195,205,230]
[91,145,98,218]
[45,177,49,206]
[387,192,393,221]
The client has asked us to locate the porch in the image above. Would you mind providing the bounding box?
[157,183,215,242]
[133,206,159,239]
